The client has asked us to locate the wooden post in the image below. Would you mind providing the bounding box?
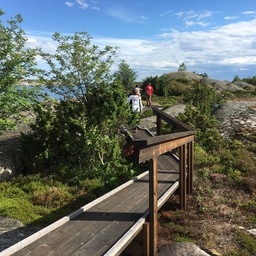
[143,223,150,256]
[186,141,194,195]
[179,144,187,210]
[149,157,158,256]
[156,113,162,136]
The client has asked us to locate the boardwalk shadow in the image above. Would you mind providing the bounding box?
[73,211,144,222]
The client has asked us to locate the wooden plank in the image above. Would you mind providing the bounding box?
[12,182,151,256]
[104,172,179,256]
[138,135,194,163]
[103,217,146,256]
[72,171,179,256]
[132,131,195,146]
[9,156,180,256]
[143,222,150,256]
[3,174,149,256]
[158,153,179,170]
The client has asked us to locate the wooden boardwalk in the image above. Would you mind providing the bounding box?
[3,154,179,256]
[2,108,195,256]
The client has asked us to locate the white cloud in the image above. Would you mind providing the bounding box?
[160,10,173,17]
[224,16,239,20]
[65,0,100,10]
[197,11,212,20]
[175,10,213,21]
[76,0,88,10]
[174,10,213,28]
[185,21,209,27]
[92,6,100,11]
[24,18,256,81]
[242,11,256,15]
[65,2,74,7]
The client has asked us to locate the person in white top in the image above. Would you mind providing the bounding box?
[127,88,143,113]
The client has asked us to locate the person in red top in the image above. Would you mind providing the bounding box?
[145,82,154,107]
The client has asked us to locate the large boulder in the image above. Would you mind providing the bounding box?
[158,242,210,256]
[212,100,256,140]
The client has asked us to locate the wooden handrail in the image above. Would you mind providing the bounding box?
[130,107,196,256]
[153,107,195,134]
[131,130,195,147]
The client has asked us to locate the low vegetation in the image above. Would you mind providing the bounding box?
[0,174,108,226]
[158,85,256,255]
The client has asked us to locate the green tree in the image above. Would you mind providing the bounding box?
[0,10,42,134]
[178,62,187,71]
[241,76,256,86]
[157,74,171,97]
[157,74,189,97]
[23,32,134,186]
[185,80,221,116]
[113,60,137,90]
[232,75,241,83]
[179,82,223,151]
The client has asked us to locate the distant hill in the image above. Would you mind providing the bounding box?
[164,71,202,81]
[164,71,255,92]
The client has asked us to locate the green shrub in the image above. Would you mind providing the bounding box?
[21,100,132,186]
[143,108,154,117]
[232,230,256,256]
[0,174,94,226]
[194,145,220,168]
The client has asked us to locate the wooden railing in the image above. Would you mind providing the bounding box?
[131,107,196,255]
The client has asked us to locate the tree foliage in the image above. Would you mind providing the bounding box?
[141,76,158,92]
[241,76,256,86]
[184,80,222,116]
[178,62,187,71]
[113,60,137,90]
[156,74,171,97]
[23,32,134,186]
[157,74,190,97]
[179,81,223,151]
[232,75,241,83]
[0,10,42,134]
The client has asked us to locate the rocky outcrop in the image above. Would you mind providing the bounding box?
[142,99,256,143]
[233,81,255,90]
[0,217,40,252]
[0,135,23,181]
[165,71,254,92]
[200,77,243,91]
[213,100,256,140]
[158,242,210,256]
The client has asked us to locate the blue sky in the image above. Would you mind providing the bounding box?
[2,0,256,81]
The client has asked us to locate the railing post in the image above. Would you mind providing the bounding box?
[156,113,162,136]
[179,144,187,210]
[187,141,194,195]
[149,157,158,256]
[143,223,150,256]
